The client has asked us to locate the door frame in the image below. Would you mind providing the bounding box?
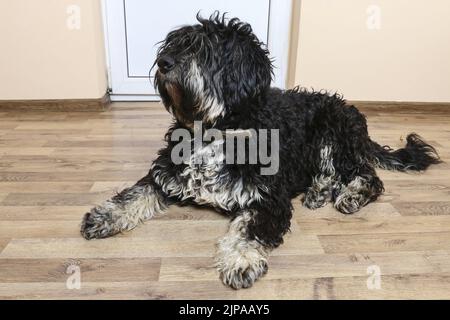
[102,0,293,101]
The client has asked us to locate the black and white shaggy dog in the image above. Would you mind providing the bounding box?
[81,14,441,289]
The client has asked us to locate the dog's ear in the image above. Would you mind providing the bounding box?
[222,23,273,107]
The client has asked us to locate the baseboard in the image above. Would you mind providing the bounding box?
[1,96,448,113]
[350,100,450,113]
[0,93,111,112]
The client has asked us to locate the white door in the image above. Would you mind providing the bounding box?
[103,0,292,101]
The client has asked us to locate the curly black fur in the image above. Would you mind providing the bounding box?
[81,13,441,289]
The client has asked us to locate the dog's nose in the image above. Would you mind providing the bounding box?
[157,55,175,74]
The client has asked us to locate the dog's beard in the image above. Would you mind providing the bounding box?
[156,72,195,128]
[165,82,182,109]
[167,83,195,128]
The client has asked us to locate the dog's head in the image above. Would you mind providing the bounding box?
[154,13,273,127]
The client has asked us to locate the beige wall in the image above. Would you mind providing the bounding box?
[291,0,450,102]
[2,0,449,103]
[0,0,107,100]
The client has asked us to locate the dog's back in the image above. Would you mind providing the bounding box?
[255,87,441,203]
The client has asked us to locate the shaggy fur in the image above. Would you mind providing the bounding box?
[81,13,441,289]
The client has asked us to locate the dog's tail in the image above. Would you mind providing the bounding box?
[370,133,441,171]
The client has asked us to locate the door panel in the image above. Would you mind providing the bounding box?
[125,0,270,78]
[104,0,291,100]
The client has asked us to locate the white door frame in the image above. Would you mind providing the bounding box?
[102,0,293,101]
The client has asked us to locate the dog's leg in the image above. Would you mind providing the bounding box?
[215,211,270,289]
[304,144,340,210]
[334,166,384,214]
[80,174,168,240]
[216,195,291,289]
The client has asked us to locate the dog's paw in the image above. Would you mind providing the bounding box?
[218,257,268,290]
[215,243,268,289]
[334,192,368,214]
[303,189,328,210]
[80,205,120,240]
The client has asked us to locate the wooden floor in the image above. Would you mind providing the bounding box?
[0,102,450,299]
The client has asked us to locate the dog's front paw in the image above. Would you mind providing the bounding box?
[217,256,268,290]
[215,243,268,289]
[80,205,121,240]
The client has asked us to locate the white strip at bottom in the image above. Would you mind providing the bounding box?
[110,95,161,102]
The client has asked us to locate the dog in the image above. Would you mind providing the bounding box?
[81,13,441,289]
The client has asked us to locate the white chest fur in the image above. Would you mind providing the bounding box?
[155,142,264,211]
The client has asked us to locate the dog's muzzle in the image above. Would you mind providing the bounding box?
[157,55,175,74]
